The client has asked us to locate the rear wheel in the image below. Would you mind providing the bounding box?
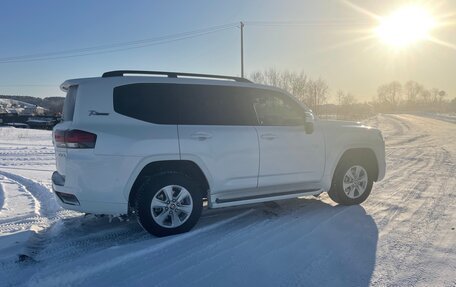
[328,158,373,205]
[135,172,203,237]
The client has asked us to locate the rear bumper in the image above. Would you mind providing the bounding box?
[52,171,128,215]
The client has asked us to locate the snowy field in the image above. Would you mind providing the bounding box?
[417,112,456,124]
[0,114,455,287]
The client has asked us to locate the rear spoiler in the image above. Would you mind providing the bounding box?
[60,81,77,92]
[60,77,93,92]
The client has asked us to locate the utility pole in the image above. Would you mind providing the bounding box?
[240,21,244,78]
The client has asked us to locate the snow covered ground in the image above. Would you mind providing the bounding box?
[0,114,454,287]
[418,112,456,124]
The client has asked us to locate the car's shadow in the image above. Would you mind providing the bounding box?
[16,197,378,287]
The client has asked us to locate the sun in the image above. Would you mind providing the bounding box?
[376,5,436,48]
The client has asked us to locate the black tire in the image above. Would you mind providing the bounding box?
[135,172,203,237]
[328,157,374,205]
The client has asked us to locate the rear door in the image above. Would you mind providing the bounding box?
[177,85,259,195]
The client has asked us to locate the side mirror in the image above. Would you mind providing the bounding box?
[304,111,314,134]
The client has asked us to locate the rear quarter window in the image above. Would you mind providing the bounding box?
[113,84,179,124]
[63,86,78,121]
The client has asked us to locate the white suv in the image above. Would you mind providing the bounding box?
[52,70,385,236]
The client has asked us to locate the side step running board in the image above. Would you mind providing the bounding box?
[212,189,323,208]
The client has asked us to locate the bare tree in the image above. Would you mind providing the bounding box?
[250,68,287,90]
[419,88,431,105]
[250,71,266,84]
[336,89,357,119]
[389,81,402,107]
[404,81,423,106]
[336,90,345,106]
[249,69,328,114]
[264,68,281,87]
[341,92,356,106]
[377,81,402,109]
[289,72,308,103]
[430,88,441,105]
[306,78,329,113]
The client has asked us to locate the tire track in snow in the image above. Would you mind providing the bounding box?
[0,171,60,218]
[0,175,39,232]
[24,207,248,286]
[366,114,438,215]
[143,216,269,287]
[0,178,4,211]
[368,153,426,216]
[370,149,434,229]
[184,205,358,287]
[380,151,453,285]
[35,200,358,287]
[366,114,456,286]
[0,172,70,269]
[36,206,259,265]
[148,202,332,287]
[0,145,55,170]
[35,218,146,264]
[30,209,255,287]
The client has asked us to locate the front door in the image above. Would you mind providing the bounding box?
[252,92,325,190]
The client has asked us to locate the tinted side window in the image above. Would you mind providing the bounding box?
[114,84,179,124]
[178,85,257,126]
[252,92,305,126]
[113,84,257,125]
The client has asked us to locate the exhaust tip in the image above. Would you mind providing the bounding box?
[55,191,80,206]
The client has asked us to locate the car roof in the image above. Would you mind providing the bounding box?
[60,74,282,94]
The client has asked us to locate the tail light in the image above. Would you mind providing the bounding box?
[53,129,97,149]
[54,130,66,148]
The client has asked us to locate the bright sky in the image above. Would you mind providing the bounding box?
[0,0,455,101]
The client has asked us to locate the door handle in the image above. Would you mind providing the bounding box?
[261,133,277,140]
[191,132,212,141]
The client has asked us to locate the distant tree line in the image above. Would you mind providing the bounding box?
[250,69,456,119]
[374,81,455,113]
[249,69,373,120]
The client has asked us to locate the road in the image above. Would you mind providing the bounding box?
[0,114,454,287]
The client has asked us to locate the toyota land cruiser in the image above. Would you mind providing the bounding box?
[52,70,386,236]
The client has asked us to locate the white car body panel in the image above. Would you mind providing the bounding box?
[317,121,386,191]
[179,125,259,194]
[256,125,325,188]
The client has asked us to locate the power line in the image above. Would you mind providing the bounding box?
[0,20,368,64]
[244,19,370,27]
[0,23,238,64]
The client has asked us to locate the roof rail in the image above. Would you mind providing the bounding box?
[102,70,252,83]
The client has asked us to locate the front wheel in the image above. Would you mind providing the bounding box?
[328,159,373,205]
[135,172,203,237]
